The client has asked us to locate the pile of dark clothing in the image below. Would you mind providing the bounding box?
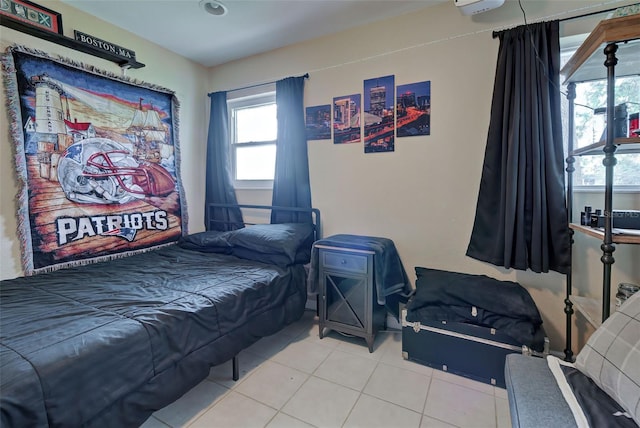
[405,267,546,352]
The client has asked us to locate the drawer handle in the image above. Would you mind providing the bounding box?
[340,259,347,265]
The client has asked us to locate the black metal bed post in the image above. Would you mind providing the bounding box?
[601,42,618,323]
[232,355,239,381]
[206,203,322,239]
[564,82,576,362]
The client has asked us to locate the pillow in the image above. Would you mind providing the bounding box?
[177,230,232,253]
[575,291,640,425]
[228,223,315,263]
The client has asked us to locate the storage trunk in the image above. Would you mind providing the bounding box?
[401,308,548,388]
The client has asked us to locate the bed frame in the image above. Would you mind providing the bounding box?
[207,203,322,240]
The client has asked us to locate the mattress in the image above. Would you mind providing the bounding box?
[0,245,307,427]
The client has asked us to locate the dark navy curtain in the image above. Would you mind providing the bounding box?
[466,21,570,274]
[204,91,244,231]
[270,76,312,224]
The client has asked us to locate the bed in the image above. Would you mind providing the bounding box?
[0,204,320,428]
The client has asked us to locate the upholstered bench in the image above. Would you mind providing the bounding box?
[505,292,640,428]
[505,354,576,428]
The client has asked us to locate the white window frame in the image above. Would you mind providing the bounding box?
[228,91,277,190]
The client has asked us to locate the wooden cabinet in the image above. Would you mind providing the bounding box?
[562,13,640,358]
[315,244,385,352]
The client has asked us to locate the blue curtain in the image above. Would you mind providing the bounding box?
[204,91,244,231]
[271,76,312,224]
[466,21,570,274]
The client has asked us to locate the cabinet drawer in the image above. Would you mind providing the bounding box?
[321,250,368,274]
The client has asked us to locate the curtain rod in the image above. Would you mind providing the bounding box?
[209,73,309,96]
[491,6,618,39]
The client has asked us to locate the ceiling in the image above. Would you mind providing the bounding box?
[60,0,447,67]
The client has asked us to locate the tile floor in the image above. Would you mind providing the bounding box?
[141,310,511,428]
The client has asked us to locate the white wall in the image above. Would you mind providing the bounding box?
[208,0,640,353]
[0,0,209,280]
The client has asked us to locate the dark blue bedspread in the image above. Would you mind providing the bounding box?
[561,365,638,427]
[0,245,307,427]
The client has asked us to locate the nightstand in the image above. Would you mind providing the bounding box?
[315,243,386,352]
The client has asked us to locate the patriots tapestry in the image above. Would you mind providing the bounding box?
[3,45,187,275]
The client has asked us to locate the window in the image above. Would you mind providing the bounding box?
[561,36,640,190]
[228,92,277,188]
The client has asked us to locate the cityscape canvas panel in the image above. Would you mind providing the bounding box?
[363,75,395,153]
[333,93,361,144]
[397,81,431,137]
[305,104,331,140]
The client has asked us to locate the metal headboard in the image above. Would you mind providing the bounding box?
[206,203,322,240]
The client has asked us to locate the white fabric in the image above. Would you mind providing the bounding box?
[546,356,590,428]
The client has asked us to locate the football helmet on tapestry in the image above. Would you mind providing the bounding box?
[57,137,175,204]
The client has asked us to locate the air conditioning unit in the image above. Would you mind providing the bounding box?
[455,0,505,15]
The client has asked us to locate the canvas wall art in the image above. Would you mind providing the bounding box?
[305,104,331,140]
[363,75,395,153]
[333,93,361,144]
[397,80,431,137]
[3,45,186,274]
